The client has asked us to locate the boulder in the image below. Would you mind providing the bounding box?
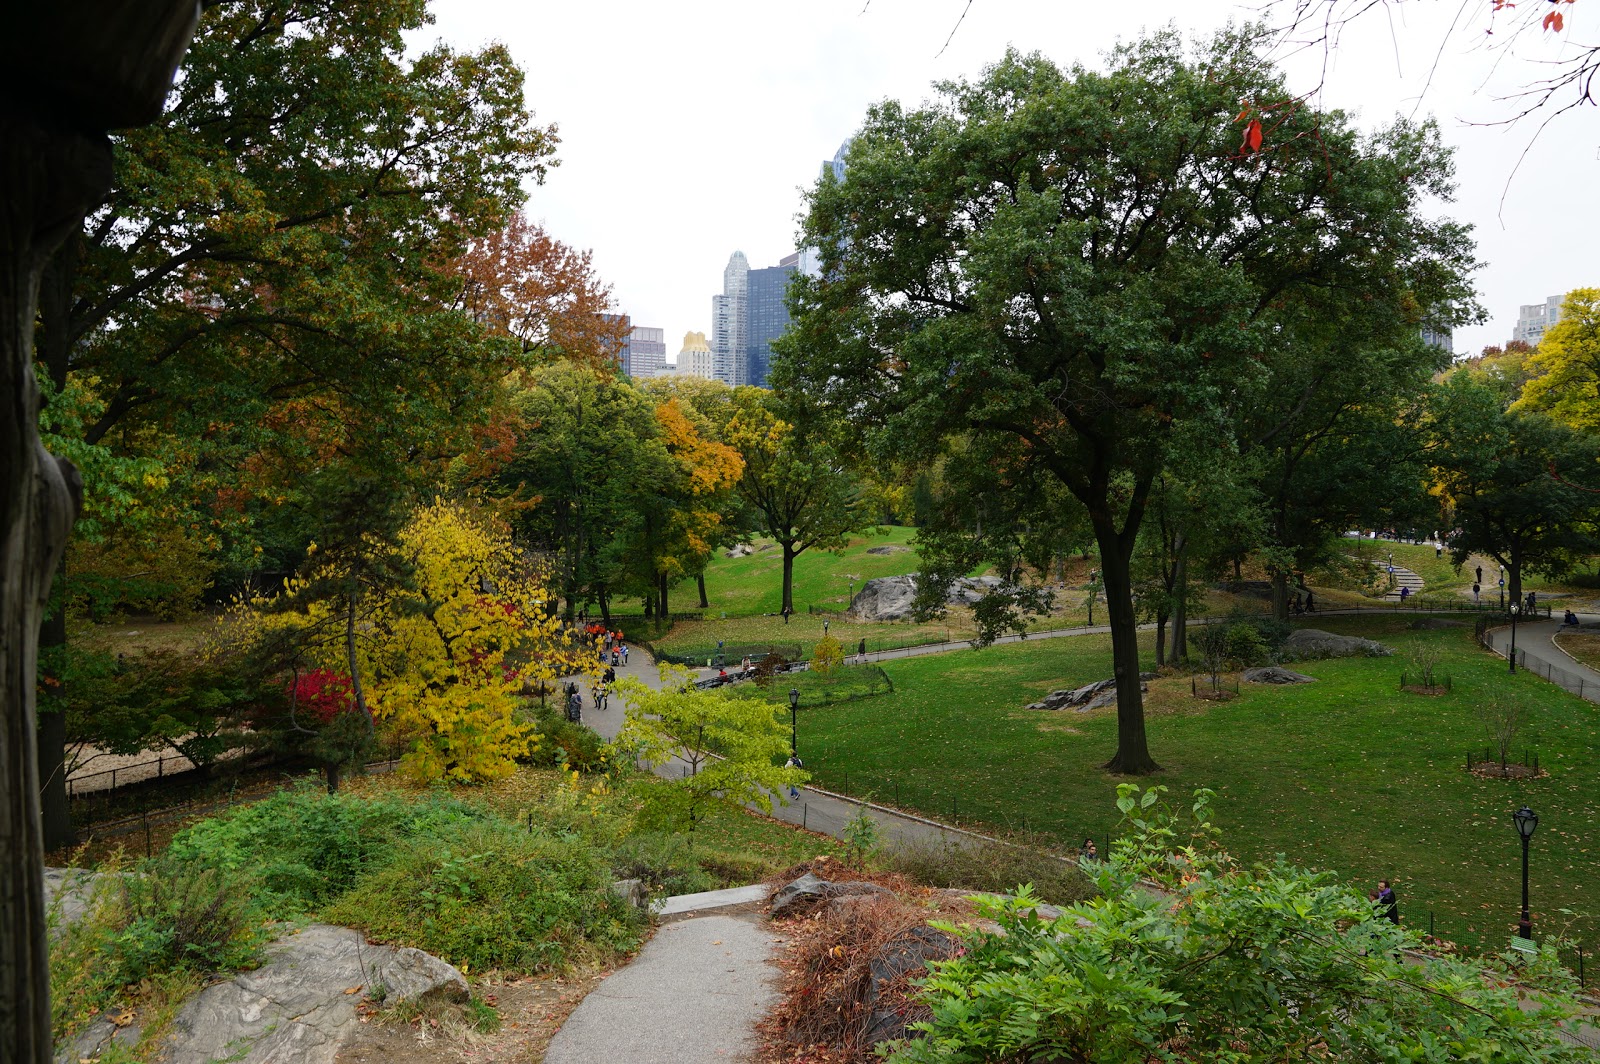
[946,575,1007,605]
[1282,628,1393,660]
[861,925,961,1046]
[1026,676,1150,712]
[865,544,910,555]
[1242,666,1318,685]
[43,867,104,935]
[848,575,920,622]
[75,924,470,1064]
[724,543,754,558]
[769,872,893,920]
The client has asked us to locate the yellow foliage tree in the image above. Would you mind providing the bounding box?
[1516,288,1600,434]
[230,499,590,782]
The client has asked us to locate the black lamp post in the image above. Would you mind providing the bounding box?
[1508,602,1520,674]
[788,686,800,759]
[1514,805,1539,940]
[1499,567,1506,611]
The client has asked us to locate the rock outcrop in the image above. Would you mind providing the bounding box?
[1242,666,1317,684]
[847,574,1018,621]
[1281,628,1393,660]
[1026,675,1154,712]
[63,924,468,1064]
[769,872,893,920]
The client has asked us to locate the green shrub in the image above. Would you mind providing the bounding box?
[1223,623,1268,668]
[165,784,485,916]
[522,703,611,772]
[50,860,268,1042]
[323,820,643,972]
[610,832,719,897]
[881,836,1095,907]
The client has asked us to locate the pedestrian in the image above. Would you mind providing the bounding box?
[858,637,867,664]
[1526,590,1537,614]
[1398,585,1410,602]
[604,665,616,684]
[785,754,802,800]
[1561,609,1578,629]
[621,643,629,665]
[1376,879,1399,925]
[1079,837,1098,862]
[1303,589,1315,613]
[782,606,790,625]
[1472,582,1480,605]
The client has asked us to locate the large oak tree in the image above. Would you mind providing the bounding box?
[778,29,1474,773]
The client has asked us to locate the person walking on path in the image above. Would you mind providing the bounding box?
[857,637,867,664]
[1376,879,1399,925]
[784,755,802,800]
[1527,591,1537,615]
[1473,582,1481,605]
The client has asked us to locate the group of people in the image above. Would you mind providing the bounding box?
[584,623,629,668]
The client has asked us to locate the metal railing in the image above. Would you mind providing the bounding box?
[1477,617,1597,701]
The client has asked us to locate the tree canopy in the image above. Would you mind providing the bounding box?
[779,29,1475,773]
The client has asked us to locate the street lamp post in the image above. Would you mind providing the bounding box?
[788,686,800,760]
[1508,602,1520,674]
[1499,567,1506,611]
[1514,806,1539,940]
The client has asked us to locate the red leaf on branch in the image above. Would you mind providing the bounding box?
[1241,119,1263,153]
[1543,10,1564,30]
[1235,104,1251,123]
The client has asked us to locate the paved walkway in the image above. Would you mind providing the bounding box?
[1483,616,1600,705]
[543,912,784,1064]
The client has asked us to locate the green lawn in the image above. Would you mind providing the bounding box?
[797,616,1600,957]
[697,526,926,617]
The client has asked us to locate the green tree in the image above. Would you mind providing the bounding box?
[614,665,803,830]
[1517,288,1600,435]
[724,389,863,615]
[1430,373,1600,605]
[780,33,1473,772]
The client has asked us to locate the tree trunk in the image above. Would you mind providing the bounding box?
[781,542,797,615]
[1169,543,1189,664]
[323,760,341,793]
[1270,568,1290,624]
[1154,614,1168,668]
[697,571,709,609]
[1092,520,1160,775]
[1,113,106,1064]
[597,583,611,627]
[344,593,372,730]
[658,571,670,620]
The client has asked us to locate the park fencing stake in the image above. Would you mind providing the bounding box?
[803,804,808,830]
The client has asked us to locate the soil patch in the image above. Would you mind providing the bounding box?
[1468,763,1546,781]
[336,964,611,1064]
[1401,684,1450,697]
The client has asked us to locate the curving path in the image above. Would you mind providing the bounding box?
[1482,617,1600,705]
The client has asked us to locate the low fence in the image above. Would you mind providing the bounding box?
[66,752,190,799]
[1477,617,1597,700]
[655,642,804,667]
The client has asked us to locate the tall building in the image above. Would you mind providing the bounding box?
[1512,295,1564,346]
[1421,325,1453,356]
[745,262,798,388]
[599,312,631,370]
[711,251,749,385]
[676,330,715,380]
[626,325,667,379]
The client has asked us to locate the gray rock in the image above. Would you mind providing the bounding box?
[43,867,105,935]
[848,575,921,622]
[947,575,1007,606]
[611,878,649,908]
[140,924,467,1064]
[1282,628,1393,660]
[769,873,892,919]
[724,543,754,558]
[862,925,960,1046]
[865,544,911,555]
[1025,677,1145,712]
[1243,666,1318,685]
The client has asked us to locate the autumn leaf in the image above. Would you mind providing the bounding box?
[1242,119,1263,153]
[1542,10,1564,30]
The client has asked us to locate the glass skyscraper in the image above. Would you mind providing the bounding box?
[745,263,797,388]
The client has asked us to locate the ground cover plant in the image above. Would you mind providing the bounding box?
[798,616,1600,956]
[1555,633,1600,671]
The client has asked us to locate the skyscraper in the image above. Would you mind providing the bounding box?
[746,262,797,388]
[711,251,749,385]
[676,330,715,380]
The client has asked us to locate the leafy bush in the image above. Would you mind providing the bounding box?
[880,836,1094,906]
[522,702,611,772]
[609,832,719,897]
[323,820,643,972]
[885,787,1587,1063]
[165,784,486,916]
[50,860,268,1042]
[1223,622,1268,668]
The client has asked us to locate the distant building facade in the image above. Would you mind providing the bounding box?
[711,251,749,385]
[745,262,798,388]
[1513,295,1564,346]
[676,330,715,380]
[1421,324,1453,356]
[626,325,667,379]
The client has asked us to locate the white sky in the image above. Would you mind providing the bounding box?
[421,0,1598,359]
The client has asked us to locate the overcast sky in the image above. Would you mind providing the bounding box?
[420,0,1597,360]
